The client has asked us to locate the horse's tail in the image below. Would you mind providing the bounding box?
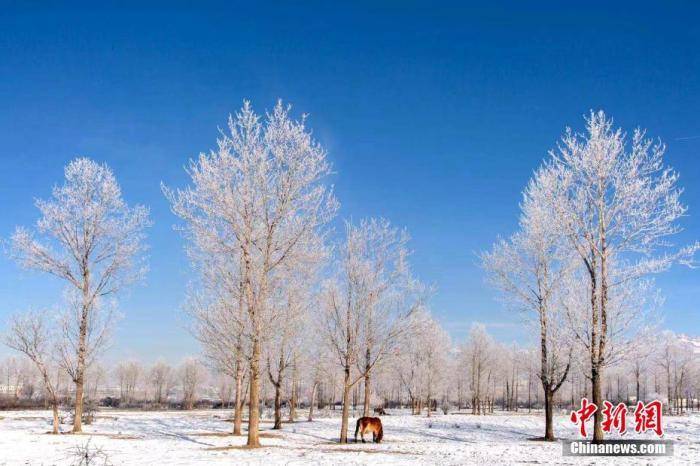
[376,421,383,443]
[354,418,361,442]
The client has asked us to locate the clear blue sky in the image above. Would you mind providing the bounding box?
[1,2,698,363]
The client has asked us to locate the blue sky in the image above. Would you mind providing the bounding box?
[1,2,698,363]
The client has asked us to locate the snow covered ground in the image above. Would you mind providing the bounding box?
[0,408,698,465]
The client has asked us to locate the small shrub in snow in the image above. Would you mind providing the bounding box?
[67,438,112,466]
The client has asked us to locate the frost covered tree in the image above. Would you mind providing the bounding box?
[4,311,62,433]
[149,360,174,406]
[10,158,150,432]
[266,275,312,429]
[305,350,332,421]
[352,218,415,417]
[216,373,234,408]
[394,328,424,414]
[180,357,204,410]
[460,324,494,415]
[185,263,248,434]
[322,219,421,443]
[482,166,572,440]
[415,311,450,417]
[85,364,107,406]
[0,356,26,402]
[116,361,142,404]
[541,111,698,441]
[393,309,450,416]
[656,332,696,415]
[164,101,337,446]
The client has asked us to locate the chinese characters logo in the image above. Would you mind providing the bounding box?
[570,399,663,437]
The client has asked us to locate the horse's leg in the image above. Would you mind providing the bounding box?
[360,428,366,443]
[372,431,377,443]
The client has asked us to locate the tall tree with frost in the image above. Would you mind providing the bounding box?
[543,111,698,441]
[322,218,420,443]
[482,166,572,440]
[164,101,337,447]
[10,158,150,432]
[354,218,413,417]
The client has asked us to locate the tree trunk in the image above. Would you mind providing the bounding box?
[51,400,60,435]
[363,368,371,417]
[72,316,88,432]
[289,378,297,422]
[72,270,92,434]
[595,230,609,443]
[544,389,554,441]
[339,366,351,443]
[591,365,604,443]
[308,382,318,421]
[273,382,282,429]
[666,367,672,415]
[73,373,84,433]
[233,361,243,435]
[528,373,532,413]
[246,336,261,447]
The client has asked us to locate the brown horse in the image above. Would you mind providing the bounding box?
[354,416,384,443]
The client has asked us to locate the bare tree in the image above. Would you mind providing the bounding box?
[540,112,697,441]
[165,101,336,447]
[10,158,150,432]
[4,311,62,433]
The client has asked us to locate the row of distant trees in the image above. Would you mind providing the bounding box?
[2,325,698,418]
[2,102,697,445]
[0,356,201,409]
